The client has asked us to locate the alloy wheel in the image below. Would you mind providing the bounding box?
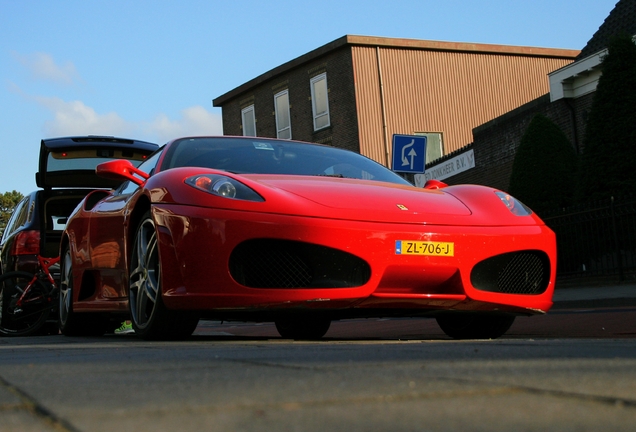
[129,217,160,330]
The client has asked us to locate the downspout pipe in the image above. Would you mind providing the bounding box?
[376,46,390,167]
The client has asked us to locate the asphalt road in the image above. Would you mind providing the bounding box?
[1,300,636,432]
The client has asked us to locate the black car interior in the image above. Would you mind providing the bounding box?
[42,194,86,258]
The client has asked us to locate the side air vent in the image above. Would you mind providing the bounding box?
[470,251,550,295]
[229,239,371,289]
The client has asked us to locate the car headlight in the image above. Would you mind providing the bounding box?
[185,175,264,201]
[495,191,532,216]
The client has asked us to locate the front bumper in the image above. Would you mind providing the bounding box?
[153,204,556,317]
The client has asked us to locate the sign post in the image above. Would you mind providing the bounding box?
[391,134,426,174]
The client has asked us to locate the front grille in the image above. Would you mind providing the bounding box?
[470,251,550,295]
[229,239,371,289]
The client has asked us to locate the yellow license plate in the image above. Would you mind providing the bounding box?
[395,240,454,256]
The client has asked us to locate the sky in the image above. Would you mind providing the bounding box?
[0,0,619,196]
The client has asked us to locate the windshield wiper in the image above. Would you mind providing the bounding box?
[315,173,346,178]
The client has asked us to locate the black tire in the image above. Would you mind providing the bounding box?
[129,211,199,340]
[59,247,108,337]
[436,313,516,340]
[275,317,331,339]
[0,271,52,336]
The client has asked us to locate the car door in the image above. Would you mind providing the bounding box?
[84,148,164,300]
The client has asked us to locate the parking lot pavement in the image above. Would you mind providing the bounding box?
[1,282,636,431]
[0,375,63,432]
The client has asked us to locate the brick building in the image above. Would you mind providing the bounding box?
[213,36,577,170]
[430,0,636,192]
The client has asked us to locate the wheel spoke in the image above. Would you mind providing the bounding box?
[144,232,159,303]
[61,287,70,321]
[60,251,73,324]
[129,264,145,290]
[136,279,148,324]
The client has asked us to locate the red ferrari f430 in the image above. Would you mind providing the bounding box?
[58,136,556,340]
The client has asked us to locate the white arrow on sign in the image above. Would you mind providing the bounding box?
[401,139,417,169]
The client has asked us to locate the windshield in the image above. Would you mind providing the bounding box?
[162,137,411,185]
[47,148,148,172]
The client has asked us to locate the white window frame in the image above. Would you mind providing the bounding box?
[310,73,330,131]
[415,132,444,164]
[241,105,256,137]
[274,90,292,139]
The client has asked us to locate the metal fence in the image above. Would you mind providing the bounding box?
[542,196,636,282]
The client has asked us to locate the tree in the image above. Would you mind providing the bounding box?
[0,190,24,237]
[508,114,578,216]
[578,34,636,202]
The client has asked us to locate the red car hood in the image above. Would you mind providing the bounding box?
[245,175,472,225]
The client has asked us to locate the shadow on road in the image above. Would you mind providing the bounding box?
[191,307,636,341]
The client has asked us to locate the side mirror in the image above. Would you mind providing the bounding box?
[96,160,149,186]
[423,179,448,190]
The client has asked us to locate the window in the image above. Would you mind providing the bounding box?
[274,90,292,139]
[241,105,256,137]
[1,197,28,242]
[415,132,444,163]
[156,137,410,185]
[310,73,330,130]
[46,149,148,172]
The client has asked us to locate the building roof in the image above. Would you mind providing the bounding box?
[578,0,636,59]
[549,0,636,102]
[212,35,579,106]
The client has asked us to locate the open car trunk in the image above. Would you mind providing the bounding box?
[36,136,158,190]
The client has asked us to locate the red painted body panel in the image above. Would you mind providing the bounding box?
[143,168,543,227]
[66,190,131,312]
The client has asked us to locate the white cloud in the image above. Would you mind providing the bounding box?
[12,53,223,142]
[144,106,223,142]
[13,52,79,85]
[37,97,132,137]
[35,96,223,142]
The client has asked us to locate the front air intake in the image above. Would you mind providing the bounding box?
[470,251,550,295]
[229,239,371,289]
